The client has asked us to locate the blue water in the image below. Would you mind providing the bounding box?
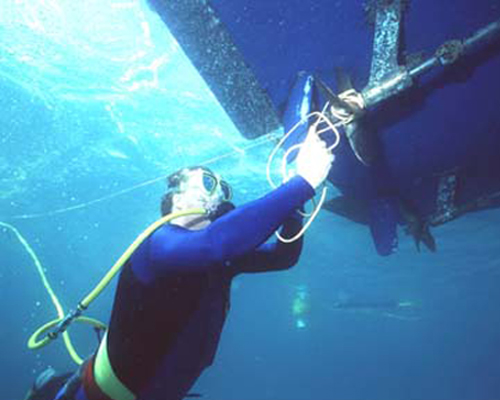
[1,1,500,400]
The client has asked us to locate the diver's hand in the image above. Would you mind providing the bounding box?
[296,128,334,189]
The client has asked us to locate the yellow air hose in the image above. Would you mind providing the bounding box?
[3,208,205,365]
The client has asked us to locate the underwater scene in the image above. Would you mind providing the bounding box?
[1,0,500,399]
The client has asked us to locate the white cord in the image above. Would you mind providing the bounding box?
[267,104,340,187]
[275,185,328,243]
[267,107,342,243]
[267,87,367,242]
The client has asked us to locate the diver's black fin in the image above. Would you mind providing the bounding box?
[25,369,73,400]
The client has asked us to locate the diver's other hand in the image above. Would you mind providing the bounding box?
[296,131,334,189]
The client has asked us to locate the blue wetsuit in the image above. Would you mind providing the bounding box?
[64,176,314,400]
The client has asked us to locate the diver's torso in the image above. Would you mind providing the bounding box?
[106,261,231,399]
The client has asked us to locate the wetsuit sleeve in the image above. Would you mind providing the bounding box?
[230,211,304,274]
[144,176,314,279]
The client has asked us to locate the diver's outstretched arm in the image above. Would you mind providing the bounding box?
[230,212,304,274]
[140,176,313,279]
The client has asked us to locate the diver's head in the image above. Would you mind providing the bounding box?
[161,166,234,227]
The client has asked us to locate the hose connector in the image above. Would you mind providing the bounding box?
[47,308,83,340]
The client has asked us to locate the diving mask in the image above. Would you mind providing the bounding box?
[168,167,234,220]
[169,167,232,201]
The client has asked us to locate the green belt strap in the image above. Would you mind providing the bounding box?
[94,332,136,400]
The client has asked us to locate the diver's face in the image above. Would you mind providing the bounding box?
[172,168,226,214]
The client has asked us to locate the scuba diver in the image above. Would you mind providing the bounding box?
[25,129,333,400]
